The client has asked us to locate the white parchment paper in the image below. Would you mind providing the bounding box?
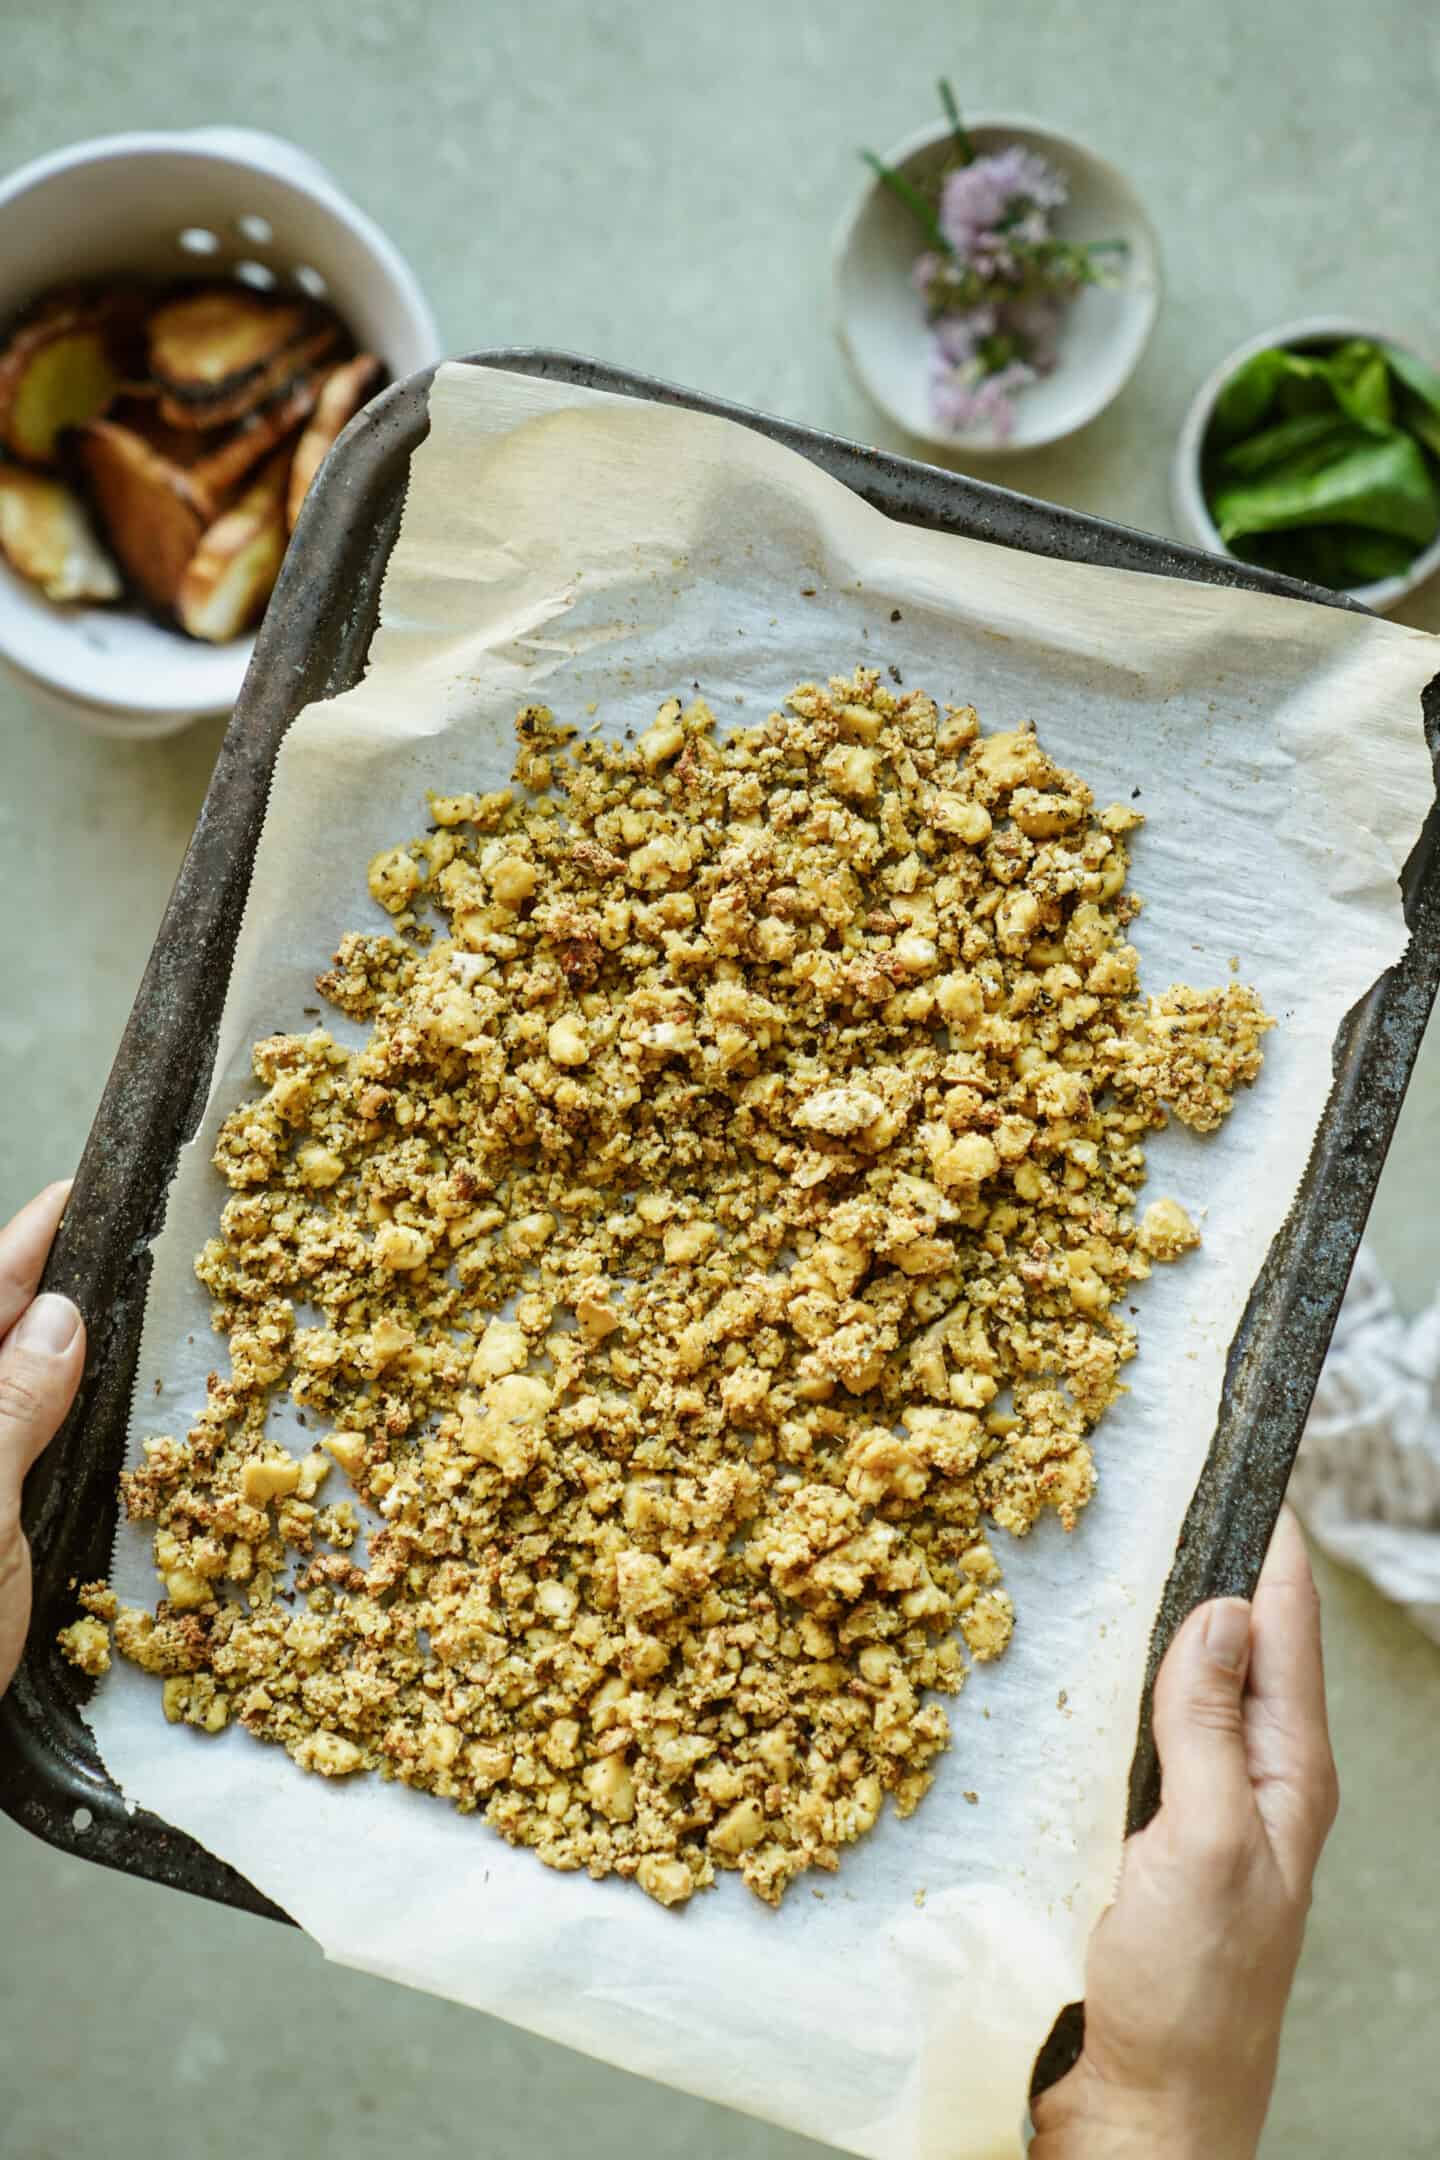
[90,366,1439,2160]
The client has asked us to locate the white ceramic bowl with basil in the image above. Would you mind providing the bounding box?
[1173,317,1440,614]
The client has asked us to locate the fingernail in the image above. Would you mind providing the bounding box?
[13,1293,82,1356]
[1204,1598,1251,1671]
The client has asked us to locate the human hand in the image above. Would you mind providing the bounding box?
[1030,1506,1339,2160]
[0,1183,85,1698]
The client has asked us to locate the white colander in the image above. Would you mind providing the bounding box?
[0,127,440,739]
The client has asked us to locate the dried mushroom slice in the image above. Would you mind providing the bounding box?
[148,289,310,396]
[0,305,122,466]
[175,449,289,643]
[0,466,122,603]
[75,419,209,612]
[156,323,342,433]
[286,353,383,529]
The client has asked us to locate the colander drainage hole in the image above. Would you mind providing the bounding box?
[177,227,220,256]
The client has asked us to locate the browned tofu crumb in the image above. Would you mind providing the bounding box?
[82,669,1271,1906]
[57,1616,111,1676]
[57,1580,120,1677]
[1135,1196,1201,1262]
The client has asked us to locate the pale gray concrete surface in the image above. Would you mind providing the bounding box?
[2,2,1439,2154]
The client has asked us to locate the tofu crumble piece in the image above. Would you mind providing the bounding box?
[67,670,1272,1906]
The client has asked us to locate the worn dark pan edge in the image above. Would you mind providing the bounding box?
[5,353,1437,2082]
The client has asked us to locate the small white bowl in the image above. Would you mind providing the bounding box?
[0,128,441,739]
[1173,316,1440,614]
[834,114,1161,455]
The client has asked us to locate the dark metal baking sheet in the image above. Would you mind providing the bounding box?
[5,353,1436,2039]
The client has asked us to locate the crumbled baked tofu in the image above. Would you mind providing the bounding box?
[57,1617,111,1677]
[93,669,1271,1906]
[78,1578,118,1622]
[1136,1196,1200,1262]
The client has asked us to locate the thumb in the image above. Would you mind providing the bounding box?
[1150,1595,1256,1856]
[0,1292,86,1693]
[0,1292,85,1490]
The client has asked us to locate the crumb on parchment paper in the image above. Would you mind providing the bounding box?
[64,666,1271,1908]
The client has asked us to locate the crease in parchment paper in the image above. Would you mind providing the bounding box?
[88,364,1439,2160]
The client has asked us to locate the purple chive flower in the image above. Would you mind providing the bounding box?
[922,142,1075,434]
[911,250,944,298]
[933,305,997,367]
[931,356,1038,443]
[1001,292,1065,373]
[937,145,1068,259]
[863,87,1123,439]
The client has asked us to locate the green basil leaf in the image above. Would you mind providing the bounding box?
[1211,431,1440,547]
[1230,525,1417,592]
[1398,388,1440,464]
[1293,526,1410,589]
[1227,532,1318,579]
[1209,349,1291,445]
[1328,529,1418,583]
[1218,411,1360,476]
[1327,346,1393,427]
[1276,368,1339,420]
[1304,530,1363,587]
[1383,342,1440,421]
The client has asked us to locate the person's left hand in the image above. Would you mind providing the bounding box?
[0,1182,85,1697]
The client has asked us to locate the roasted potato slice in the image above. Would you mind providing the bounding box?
[75,420,209,611]
[148,289,310,395]
[0,306,121,466]
[106,381,315,516]
[175,450,289,643]
[105,390,214,471]
[286,353,384,529]
[156,322,341,432]
[0,466,122,603]
[190,371,325,505]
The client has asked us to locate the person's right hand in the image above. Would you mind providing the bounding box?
[0,1183,86,1697]
[1030,1506,1340,2160]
